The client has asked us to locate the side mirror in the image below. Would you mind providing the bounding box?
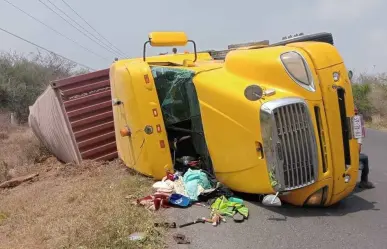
[148,32,188,47]
[348,70,353,80]
[262,194,282,207]
[143,32,198,62]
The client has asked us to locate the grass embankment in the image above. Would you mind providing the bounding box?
[0,125,164,249]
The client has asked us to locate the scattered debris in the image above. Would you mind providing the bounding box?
[169,193,191,208]
[194,202,206,207]
[135,165,252,230]
[152,181,173,193]
[210,196,249,223]
[209,213,226,226]
[179,218,206,228]
[154,222,177,228]
[0,173,39,188]
[128,232,146,241]
[262,193,282,207]
[173,233,191,244]
[183,168,212,201]
[136,193,171,211]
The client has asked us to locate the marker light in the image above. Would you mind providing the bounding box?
[120,126,132,137]
[152,108,158,117]
[144,74,150,84]
[333,72,340,82]
[280,51,315,92]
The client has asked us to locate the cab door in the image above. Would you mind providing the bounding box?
[110,60,173,179]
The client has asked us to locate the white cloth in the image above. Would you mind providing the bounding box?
[152,181,173,193]
[173,176,188,196]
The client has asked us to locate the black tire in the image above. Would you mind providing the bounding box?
[270,32,334,47]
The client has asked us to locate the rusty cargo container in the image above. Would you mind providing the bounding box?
[29,69,118,164]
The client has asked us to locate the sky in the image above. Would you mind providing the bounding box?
[0,0,385,74]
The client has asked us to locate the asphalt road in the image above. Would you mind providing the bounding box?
[165,129,387,249]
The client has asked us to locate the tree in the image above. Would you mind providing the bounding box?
[0,50,89,123]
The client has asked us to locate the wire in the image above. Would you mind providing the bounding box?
[2,0,109,61]
[46,0,126,58]
[59,0,128,57]
[130,138,145,169]
[37,0,122,58]
[38,0,119,57]
[0,26,94,70]
[44,0,123,57]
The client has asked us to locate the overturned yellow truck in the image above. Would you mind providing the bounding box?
[110,32,364,207]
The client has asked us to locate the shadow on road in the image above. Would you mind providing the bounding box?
[237,191,379,220]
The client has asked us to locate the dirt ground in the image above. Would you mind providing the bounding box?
[0,125,165,249]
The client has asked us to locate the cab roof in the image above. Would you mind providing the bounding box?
[117,52,223,73]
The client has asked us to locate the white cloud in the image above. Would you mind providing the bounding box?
[312,0,382,23]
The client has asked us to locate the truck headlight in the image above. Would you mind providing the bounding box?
[280,51,315,92]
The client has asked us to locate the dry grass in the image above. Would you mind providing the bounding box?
[0,126,165,249]
[368,83,387,129]
[0,125,49,182]
[365,119,387,131]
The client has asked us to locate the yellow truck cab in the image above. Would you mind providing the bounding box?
[110,31,363,207]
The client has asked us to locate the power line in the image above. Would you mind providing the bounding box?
[37,0,122,58]
[44,0,122,57]
[38,0,119,57]
[59,0,128,57]
[45,0,126,58]
[0,26,95,70]
[2,0,109,61]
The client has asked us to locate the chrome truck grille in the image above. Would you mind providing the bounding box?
[260,98,318,191]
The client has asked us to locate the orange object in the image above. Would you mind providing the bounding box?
[144,74,150,83]
[152,108,158,117]
[120,127,131,137]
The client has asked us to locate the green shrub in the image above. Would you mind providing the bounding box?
[352,83,373,119]
[0,51,89,123]
[351,72,387,125]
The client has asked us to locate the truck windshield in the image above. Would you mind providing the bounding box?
[151,66,214,174]
[150,66,198,126]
